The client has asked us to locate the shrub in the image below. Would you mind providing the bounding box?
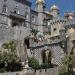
[28,57,53,70]
[0,63,5,69]
[0,68,5,73]
[0,52,23,72]
[28,57,40,69]
[40,63,53,69]
[6,61,23,72]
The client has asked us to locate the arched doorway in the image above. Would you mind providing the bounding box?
[41,49,52,64]
[41,50,46,63]
[48,51,52,64]
[24,38,30,49]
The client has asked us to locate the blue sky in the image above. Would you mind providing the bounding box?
[31,0,75,16]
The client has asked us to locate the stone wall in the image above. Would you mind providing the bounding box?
[0,67,59,75]
[35,67,59,75]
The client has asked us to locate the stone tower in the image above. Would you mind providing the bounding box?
[36,0,45,33]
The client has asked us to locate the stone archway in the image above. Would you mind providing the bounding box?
[41,50,46,63]
[41,49,52,64]
[24,38,30,49]
[45,49,52,64]
[48,51,52,64]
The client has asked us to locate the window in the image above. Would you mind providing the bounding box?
[25,7,29,20]
[48,21,50,26]
[32,15,35,22]
[14,9,19,14]
[14,4,19,14]
[25,12,29,20]
[53,28,57,31]
[24,38,30,49]
[41,50,46,63]
[2,4,7,13]
[24,22,29,27]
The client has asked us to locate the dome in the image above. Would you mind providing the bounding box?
[50,5,59,11]
[36,0,44,4]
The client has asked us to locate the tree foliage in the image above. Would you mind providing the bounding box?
[59,54,75,75]
[28,57,39,69]
[2,41,16,52]
[0,41,23,72]
[63,54,75,68]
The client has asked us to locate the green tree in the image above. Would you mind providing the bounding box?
[63,54,74,72]
[59,54,75,75]
[2,41,16,52]
[0,41,23,72]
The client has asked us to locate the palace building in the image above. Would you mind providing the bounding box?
[0,0,75,66]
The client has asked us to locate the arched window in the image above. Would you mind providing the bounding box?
[2,4,7,13]
[24,38,30,49]
[48,51,52,64]
[42,50,52,64]
[41,50,46,63]
[25,8,29,20]
[32,15,35,22]
[25,12,29,20]
[14,4,19,14]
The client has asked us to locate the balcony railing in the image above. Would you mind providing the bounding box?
[9,12,25,21]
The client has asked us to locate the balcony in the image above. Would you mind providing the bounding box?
[9,12,25,21]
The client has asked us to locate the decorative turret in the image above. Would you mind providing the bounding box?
[50,5,60,18]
